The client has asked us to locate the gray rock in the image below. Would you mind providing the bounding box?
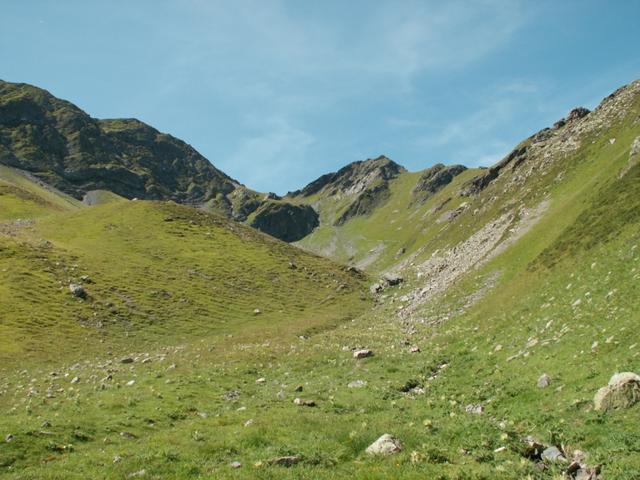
[293,398,316,407]
[5,434,14,443]
[69,283,86,298]
[594,372,640,411]
[382,273,403,286]
[229,461,242,469]
[353,349,373,359]
[541,446,566,463]
[366,434,403,455]
[537,373,551,389]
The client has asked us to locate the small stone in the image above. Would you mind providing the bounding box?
[120,357,134,364]
[293,398,316,407]
[409,346,420,353]
[347,380,367,388]
[465,404,484,415]
[353,349,373,359]
[537,373,551,389]
[230,461,242,469]
[127,469,146,478]
[126,380,135,386]
[5,434,14,443]
[366,434,403,456]
[255,377,266,384]
[541,446,566,463]
[253,308,261,315]
[70,376,80,384]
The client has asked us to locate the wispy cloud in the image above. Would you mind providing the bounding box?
[224,116,315,192]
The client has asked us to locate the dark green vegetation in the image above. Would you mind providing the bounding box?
[0,79,639,479]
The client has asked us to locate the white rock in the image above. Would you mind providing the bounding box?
[366,434,403,456]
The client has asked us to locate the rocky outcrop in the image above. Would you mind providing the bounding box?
[0,81,238,204]
[288,155,405,198]
[249,202,319,242]
[460,145,528,196]
[411,163,466,205]
[334,181,391,226]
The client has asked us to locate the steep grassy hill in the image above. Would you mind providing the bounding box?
[0,174,369,367]
[0,79,639,480]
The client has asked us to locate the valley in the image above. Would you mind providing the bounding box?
[0,78,639,479]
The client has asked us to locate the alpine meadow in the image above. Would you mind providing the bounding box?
[1,2,640,479]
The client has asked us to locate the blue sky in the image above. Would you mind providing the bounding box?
[2,1,639,194]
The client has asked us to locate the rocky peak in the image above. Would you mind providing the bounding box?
[288,155,406,198]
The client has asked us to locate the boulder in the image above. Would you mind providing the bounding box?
[594,372,640,411]
[69,283,86,299]
[366,434,403,456]
[382,273,404,286]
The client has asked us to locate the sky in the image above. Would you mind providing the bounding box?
[2,1,639,194]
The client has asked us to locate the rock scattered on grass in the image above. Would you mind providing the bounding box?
[69,283,86,298]
[347,380,367,388]
[293,398,316,407]
[594,372,640,411]
[541,446,566,463]
[537,373,551,389]
[353,349,373,359]
[365,434,403,456]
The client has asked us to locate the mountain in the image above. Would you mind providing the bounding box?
[1,79,639,479]
[0,80,317,241]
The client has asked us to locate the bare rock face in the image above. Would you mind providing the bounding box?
[594,372,640,411]
[288,155,405,198]
[249,202,319,242]
[365,434,403,455]
[411,163,466,205]
[566,107,591,122]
